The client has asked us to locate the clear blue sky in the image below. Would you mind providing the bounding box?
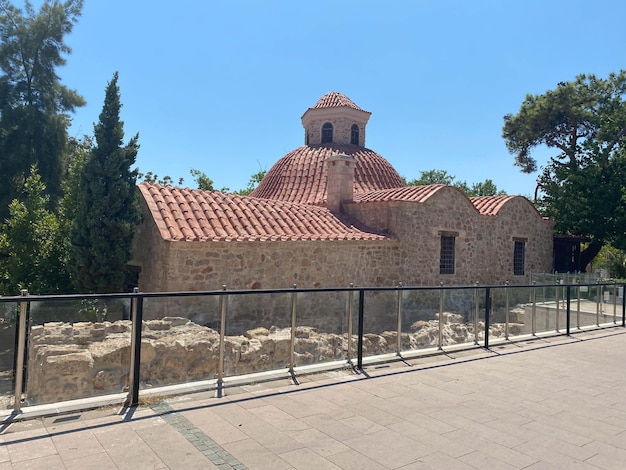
[45,0,626,196]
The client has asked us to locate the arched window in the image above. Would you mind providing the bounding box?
[321,122,333,143]
[350,124,359,145]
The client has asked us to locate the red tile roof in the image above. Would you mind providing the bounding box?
[311,92,365,111]
[353,185,448,203]
[470,195,517,215]
[139,183,391,242]
[250,144,405,205]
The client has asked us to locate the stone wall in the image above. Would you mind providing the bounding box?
[345,189,553,285]
[131,186,554,294]
[26,315,517,404]
[304,115,366,146]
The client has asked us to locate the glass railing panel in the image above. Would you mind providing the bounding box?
[0,299,18,409]
[293,290,349,368]
[139,293,222,389]
[399,288,441,352]
[532,284,558,335]
[442,287,476,347]
[575,285,600,328]
[227,290,292,375]
[502,286,532,337]
[361,289,398,359]
[598,284,618,325]
[26,296,131,406]
[488,287,507,341]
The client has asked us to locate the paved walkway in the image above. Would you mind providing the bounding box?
[1,328,626,469]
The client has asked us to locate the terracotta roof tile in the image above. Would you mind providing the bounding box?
[470,195,517,216]
[251,144,405,205]
[353,185,447,203]
[139,183,391,242]
[311,92,365,111]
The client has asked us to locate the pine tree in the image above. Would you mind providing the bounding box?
[0,0,85,220]
[70,72,140,293]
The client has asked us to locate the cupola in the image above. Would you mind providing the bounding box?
[301,92,371,147]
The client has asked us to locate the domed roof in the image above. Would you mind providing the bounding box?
[250,144,405,205]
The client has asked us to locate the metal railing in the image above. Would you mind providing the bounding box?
[0,281,624,419]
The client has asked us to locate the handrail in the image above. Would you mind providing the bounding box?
[2,280,624,419]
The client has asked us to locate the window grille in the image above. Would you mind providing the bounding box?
[514,241,526,275]
[440,236,455,274]
[321,122,333,143]
[350,124,359,145]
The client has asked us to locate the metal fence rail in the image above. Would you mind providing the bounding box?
[1,281,625,420]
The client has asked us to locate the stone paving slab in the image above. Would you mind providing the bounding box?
[1,327,626,469]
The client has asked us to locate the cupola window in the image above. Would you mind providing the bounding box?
[321,122,333,143]
[350,124,359,145]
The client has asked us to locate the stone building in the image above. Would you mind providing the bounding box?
[131,92,554,293]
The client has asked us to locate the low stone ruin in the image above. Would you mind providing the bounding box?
[25,313,521,404]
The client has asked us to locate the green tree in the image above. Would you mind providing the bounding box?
[458,179,506,197]
[232,167,266,196]
[405,169,455,186]
[69,72,140,293]
[189,168,215,191]
[503,72,626,268]
[138,171,183,186]
[0,165,70,294]
[593,245,626,279]
[405,170,505,196]
[0,0,85,220]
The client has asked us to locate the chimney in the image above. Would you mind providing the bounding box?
[326,153,355,213]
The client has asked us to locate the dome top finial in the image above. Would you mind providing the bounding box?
[311,92,365,111]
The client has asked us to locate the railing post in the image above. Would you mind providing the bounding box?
[13,289,28,413]
[484,287,491,349]
[347,284,354,364]
[566,285,571,336]
[128,288,143,407]
[396,282,403,355]
[505,281,510,340]
[357,289,365,370]
[622,283,626,327]
[577,283,581,329]
[474,282,479,345]
[289,284,297,372]
[613,283,617,324]
[438,283,444,350]
[530,281,537,336]
[596,283,601,326]
[555,279,560,333]
[217,285,227,398]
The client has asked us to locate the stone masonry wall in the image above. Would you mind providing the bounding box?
[344,189,554,285]
[26,314,517,404]
[132,187,554,295]
[305,116,366,146]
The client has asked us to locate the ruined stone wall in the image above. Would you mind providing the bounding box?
[26,315,516,404]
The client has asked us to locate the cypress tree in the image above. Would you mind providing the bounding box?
[70,72,140,293]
